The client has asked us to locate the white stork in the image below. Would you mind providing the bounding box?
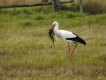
[49,21,86,56]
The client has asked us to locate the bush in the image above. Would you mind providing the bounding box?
[83,0,103,14]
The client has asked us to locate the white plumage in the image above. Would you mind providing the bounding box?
[49,21,86,56]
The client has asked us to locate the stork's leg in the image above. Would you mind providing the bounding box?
[53,41,55,48]
[68,44,70,54]
[70,43,77,56]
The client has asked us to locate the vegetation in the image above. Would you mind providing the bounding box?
[0,1,106,80]
[63,0,106,14]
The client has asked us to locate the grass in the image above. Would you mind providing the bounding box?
[0,7,106,80]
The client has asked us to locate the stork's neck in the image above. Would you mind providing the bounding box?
[54,25,59,33]
[54,25,61,37]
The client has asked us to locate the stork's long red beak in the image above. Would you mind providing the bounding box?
[49,25,54,31]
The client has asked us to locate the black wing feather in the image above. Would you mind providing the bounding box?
[66,36,86,45]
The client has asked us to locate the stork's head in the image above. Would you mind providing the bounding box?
[49,21,59,31]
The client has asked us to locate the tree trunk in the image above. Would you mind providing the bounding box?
[79,0,83,12]
[52,0,60,11]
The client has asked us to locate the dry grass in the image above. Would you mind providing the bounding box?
[0,8,106,80]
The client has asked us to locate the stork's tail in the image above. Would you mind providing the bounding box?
[76,36,86,45]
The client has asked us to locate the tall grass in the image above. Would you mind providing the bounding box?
[0,6,106,80]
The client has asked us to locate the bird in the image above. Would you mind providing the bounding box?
[49,21,86,56]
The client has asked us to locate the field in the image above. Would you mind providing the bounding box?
[0,5,106,80]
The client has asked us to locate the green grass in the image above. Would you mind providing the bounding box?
[0,7,106,80]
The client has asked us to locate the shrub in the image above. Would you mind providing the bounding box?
[83,0,103,14]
